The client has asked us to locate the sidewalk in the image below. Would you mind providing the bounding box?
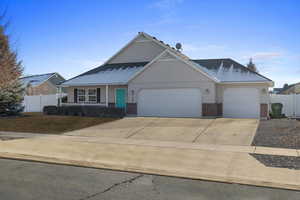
[0,134,300,191]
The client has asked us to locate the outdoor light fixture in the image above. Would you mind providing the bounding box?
[205,88,210,94]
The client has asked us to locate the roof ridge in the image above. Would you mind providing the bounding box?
[139,32,191,60]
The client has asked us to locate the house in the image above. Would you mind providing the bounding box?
[60,32,274,118]
[20,73,65,96]
[279,83,300,94]
[272,88,283,94]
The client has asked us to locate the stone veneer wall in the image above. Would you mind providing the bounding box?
[260,104,269,118]
[202,103,222,117]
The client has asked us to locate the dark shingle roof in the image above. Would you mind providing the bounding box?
[20,73,56,87]
[191,58,272,82]
[60,62,149,86]
[80,62,148,77]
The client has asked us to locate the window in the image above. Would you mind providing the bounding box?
[88,89,97,103]
[78,89,85,103]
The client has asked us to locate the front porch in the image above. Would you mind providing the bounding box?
[58,85,137,114]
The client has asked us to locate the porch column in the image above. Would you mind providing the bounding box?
[58,86,62,106]
[106,85,109,107]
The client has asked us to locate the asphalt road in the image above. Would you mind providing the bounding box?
[1,158,300,200]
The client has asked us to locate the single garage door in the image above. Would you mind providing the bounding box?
[138,88,202,117]
[223,88,260,118]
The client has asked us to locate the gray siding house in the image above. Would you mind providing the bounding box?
[60,32,273,118]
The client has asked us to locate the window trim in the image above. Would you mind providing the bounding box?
[77,89,86,103]
[88,88,97,103]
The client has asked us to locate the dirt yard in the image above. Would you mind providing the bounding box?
[252,119,300,149]
[0,113,119,134]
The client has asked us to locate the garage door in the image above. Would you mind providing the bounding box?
[138,88,202,117]
[223,88,260,118]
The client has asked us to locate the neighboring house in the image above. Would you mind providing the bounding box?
[20,73,65,96]
[279,83,300,94]
[272,88,283,94]
[60,32,274,118]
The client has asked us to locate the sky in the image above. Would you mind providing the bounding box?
[2,0,300,88]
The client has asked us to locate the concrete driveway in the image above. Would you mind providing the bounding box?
[65,117,258,146]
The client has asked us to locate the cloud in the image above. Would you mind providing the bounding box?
[148,0,184,25]
[183,44,226,53]
[248,52,282,60]
[151,0,184,9]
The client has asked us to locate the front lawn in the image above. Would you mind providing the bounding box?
[0,113,119,134]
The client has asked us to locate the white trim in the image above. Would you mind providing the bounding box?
[220,81,274,86]
[128,50,219,83]
[61,83,128,87]
[105,85,109,107]
[87,88,97,103]
[77,88,86,103]
[33,72,64,88]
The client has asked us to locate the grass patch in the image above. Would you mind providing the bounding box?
[0,112,120,134]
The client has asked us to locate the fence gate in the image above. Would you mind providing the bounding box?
[270,94,300,117]
[23,94,58,112]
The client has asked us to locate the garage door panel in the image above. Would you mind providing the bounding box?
[223,88,259,118]
[138,88,202,117]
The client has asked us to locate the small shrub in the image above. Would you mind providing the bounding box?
[58,106,125,118]
[271,103,284,118]
[43,106,59,115]
[61,96,68,103]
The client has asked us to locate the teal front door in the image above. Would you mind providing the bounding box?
[115,88,126,108]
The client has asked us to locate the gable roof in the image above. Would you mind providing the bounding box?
[60,32,273,87]
[279,82,300,93]
[128,50,219,83]
[102,32,188,66]
[192,58,273,83]
[20,73,63,87]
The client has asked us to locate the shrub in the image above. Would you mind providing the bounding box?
[49,105,125,118]
[43,105,59,115]
[61,96,67,103]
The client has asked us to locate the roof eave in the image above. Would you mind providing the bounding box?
[60,82,128,87]
[220,81,274,87]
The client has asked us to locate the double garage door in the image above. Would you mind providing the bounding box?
[137,88,202,117]
[137,87,260,118]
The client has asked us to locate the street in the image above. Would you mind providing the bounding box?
[0,158,300,200]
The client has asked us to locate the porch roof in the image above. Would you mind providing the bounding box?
[60,62,147,87]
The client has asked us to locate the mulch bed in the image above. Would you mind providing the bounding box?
[250,154,300,170]
[252,119,300,149]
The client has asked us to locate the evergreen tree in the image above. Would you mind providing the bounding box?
[0,18,24,116]
[247,58,258,72]
[283,83,289,89]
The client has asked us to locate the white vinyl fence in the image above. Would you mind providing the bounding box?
[270,94,300,117]
[23,94,58,112]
